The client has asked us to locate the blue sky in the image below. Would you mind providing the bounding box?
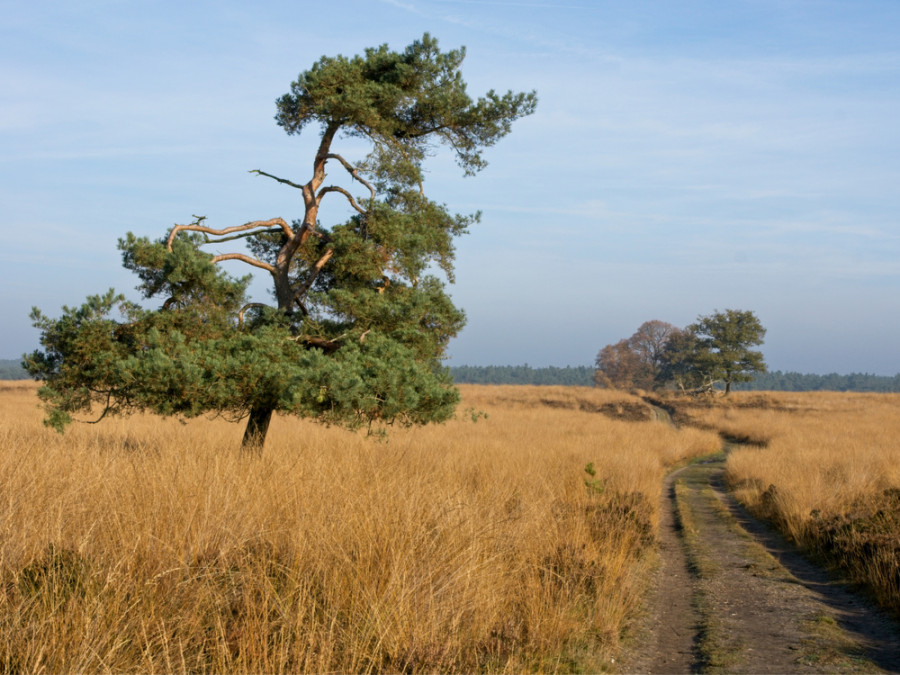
[2,0,899,374]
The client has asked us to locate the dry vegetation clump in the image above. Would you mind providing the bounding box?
[0,382,718,673]
[681,391,900,617]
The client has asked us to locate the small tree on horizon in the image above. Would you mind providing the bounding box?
[596,313,766,394]
[24,34,537,451]
[689,309,767,395]
[594,320,678,390]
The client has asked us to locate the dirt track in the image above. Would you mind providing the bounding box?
[621,451,900,674]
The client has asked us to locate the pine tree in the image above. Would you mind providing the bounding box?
[25,35,537,451]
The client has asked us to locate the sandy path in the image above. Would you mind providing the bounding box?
[620,452,900,674]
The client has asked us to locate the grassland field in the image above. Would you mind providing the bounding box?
[0,381,897,673]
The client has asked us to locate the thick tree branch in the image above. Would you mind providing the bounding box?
[313,123,341,188]
[202,228,286,245]
[292,249,335,304]
[167,217,293,250]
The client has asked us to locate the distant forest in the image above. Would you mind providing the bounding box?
[3,359,898,392]
[0,360,30,380]
[450,365,596,386]
[449,364,900,392]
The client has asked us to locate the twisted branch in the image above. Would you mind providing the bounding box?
[208,253,276,274]
[167,217,293,251]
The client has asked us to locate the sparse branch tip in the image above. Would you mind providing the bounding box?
[250,169,305,191]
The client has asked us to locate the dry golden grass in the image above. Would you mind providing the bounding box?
[0,382,718,673]
[670,391,900,616]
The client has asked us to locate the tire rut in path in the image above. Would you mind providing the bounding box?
[627,464,702,674]
[625,453,900,674]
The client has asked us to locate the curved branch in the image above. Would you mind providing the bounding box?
[323,153,376,201]
[317,186,367,214]
[81,389,115,425]
[250,169,305,191]
[209,253,277,274]
[292,248,335,304]
[238,302,271,327]
[167,217,293,251]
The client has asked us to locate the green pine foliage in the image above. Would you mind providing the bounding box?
[24,34,537,450]
[689,309,767,394]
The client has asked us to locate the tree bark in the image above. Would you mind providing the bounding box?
[242,404,274,453]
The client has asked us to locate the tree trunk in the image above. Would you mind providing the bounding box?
[242,405,274,453]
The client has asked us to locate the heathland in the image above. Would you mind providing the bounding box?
[1,382,899,672]
[0,382,717,673]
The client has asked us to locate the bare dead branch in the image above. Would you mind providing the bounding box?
[300,336,341,354]
[167,217,293,251]
[250,169,305,190]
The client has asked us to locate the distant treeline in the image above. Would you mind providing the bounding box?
[733,370,900,393]
[449,364,900,392]
[0,360,28,380]
[6,358,898,392]
[449,365,595,386]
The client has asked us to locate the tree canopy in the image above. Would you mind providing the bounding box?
[25,34,537,450]
[688,309,767,394]
[594,320,678,389]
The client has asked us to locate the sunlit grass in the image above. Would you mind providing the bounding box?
[0,381,718,673]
